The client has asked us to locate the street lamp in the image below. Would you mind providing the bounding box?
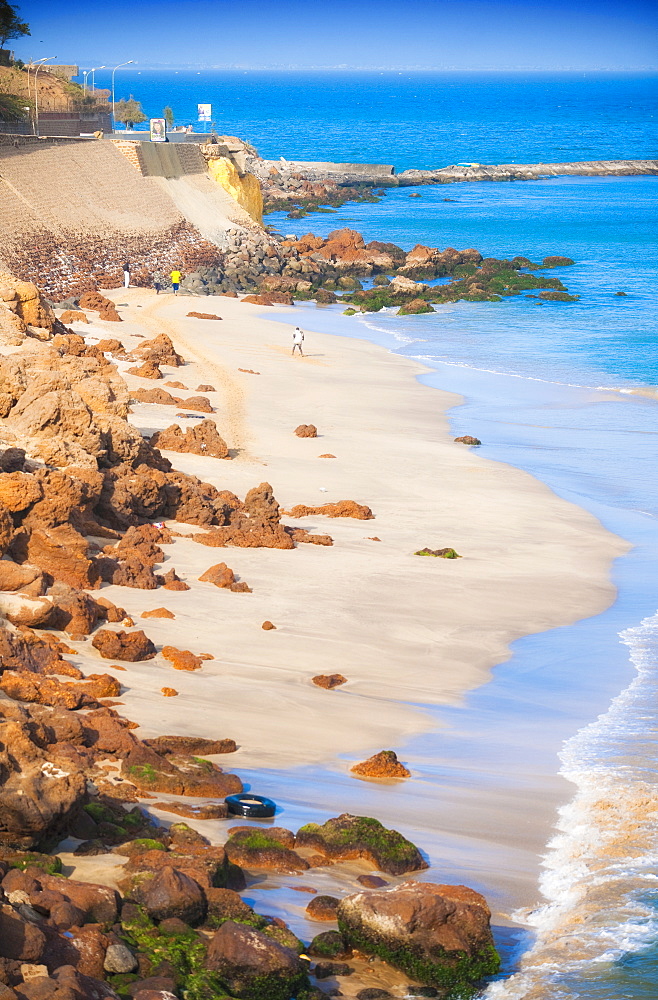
[83,65,106,96]
[34,56,57,137]
[111,60,135,133]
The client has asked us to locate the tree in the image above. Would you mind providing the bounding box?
[163,105,174,129]
[0,2,29,50]
[114,95,147,129]
[0,90,29,119]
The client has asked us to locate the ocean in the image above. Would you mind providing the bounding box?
[97,69,658,997]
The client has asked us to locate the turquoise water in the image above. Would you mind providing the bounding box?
[261,174,658,997]
[93,69,658,169]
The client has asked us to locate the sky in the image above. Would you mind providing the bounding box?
[13,0,658,71]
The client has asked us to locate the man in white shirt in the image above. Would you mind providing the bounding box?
[292,327,304,356]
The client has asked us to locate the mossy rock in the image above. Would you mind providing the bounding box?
[309,930,351,959]
[397,299,435,316]
[538,290,580,302]
[0,849,63,875]
[542,255,575,267]
[343,308,358,316]
[296,814,427,875]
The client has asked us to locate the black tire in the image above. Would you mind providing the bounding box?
[225,793,276,818]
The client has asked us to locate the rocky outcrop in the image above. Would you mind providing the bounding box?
[284,500,374,520]
[351,750,411,779]
[91,629,157,661]
[132,333,184,368]
[454,435,481,446]
[306,895,340,921]
[296,814,427,875]
[134,865,207,925]
[224,828,308,874]
[337,881,500,991]
[150,420,229,459]
[78,291,121,322]
[194,482,295,550]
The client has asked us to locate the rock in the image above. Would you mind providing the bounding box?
[312,674,347,690]
[26,524,99,590]
[160,687,178,697]
[357,875,389,888]
[0,560,42,593]
[224,828,308,873]
[131,388,180,405]
[397,298,434,316]
[542,256,575,267]
[306,895,340,921]
[153,801,228,820]
[127,361,163,380]
[351,750,411,779]
[91,629,157,661]
[78,290,121,322]
[142,607,175,619]
[136,866,207,925]
[96,338,124,353]
[319,453,336,458]
[205,920,309,1000]
[59,310,88,324]
[121,744,242,798]
[454,435,481,446]
[262,620,276,630]
[309,929,351,959]
[176,395,213,413]
[294,424,318,438]
[198,562,251,592]
[161,569,190,591]
[161,646,205,672]
[104,941,138,974]
[296,814,427,876]
[133,333,184,368]
[414,547,461,559]
[187,312,222,321]
[150,420,228,459]
[0,473,43,513]
[314,960,354,979]
[196,384,216,392]
[145,735,236,756]
[337,881,500,990]
[284,501,373,519]
[0,905,45,960]
[538,290,579,301]
[356,990,391,999]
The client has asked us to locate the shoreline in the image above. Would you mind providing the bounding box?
[43,287,631,944]
[86,288,627,767]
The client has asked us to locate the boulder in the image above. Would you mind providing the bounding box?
[26,524,99,590]
[161,646,205,672]
[133,333,184,368]
[91,630,157,662]
[135,866,207,925]
[141,607,175,619]
[351,750,411,779]
[127,361,163,380]
[205,920,309,1000]
[145,735,236,756]
[337,881,500,990]
[294,424,317,438]
[150,421,228,459]
[224,828,308,874]
[306,895,340,921]
[296,814,427,876]
[198,562,251,592]
[0,715,86,848]
[397,298,434,316]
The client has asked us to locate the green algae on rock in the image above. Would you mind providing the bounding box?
[415,548,461,559]
[337,881,500,995]
[296,814,427,875]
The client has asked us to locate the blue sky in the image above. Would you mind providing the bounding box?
[15,0,658,70]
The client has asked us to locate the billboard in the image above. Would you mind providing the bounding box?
[150,118,167,142]
[197,103,212,122]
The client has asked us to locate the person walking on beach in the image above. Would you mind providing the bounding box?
[292,326,304,356]
[170,268,182,295]
[123,262,130,288]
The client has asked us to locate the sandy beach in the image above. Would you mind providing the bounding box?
[58,287,626,776]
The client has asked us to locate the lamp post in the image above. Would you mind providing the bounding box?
[82,65,106,96]
[111,60,134,133]
[34,56,56,137]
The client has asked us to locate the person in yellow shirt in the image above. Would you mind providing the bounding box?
[170,268,182,294]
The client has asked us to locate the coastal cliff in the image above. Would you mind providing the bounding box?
[205,155,264,224]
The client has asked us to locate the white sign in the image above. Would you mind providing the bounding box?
[197,103,211,121]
